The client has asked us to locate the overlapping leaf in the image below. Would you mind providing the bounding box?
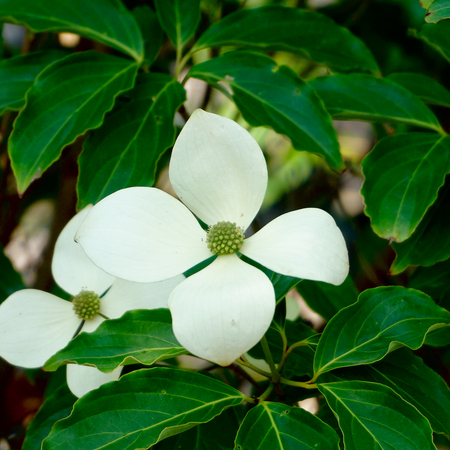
[391,180,450,274]
[310,73,443,132]
[77,73,185,208]
[0,50,66,115]
[44,309,187,373]
[425,0,450,23]
[194,5,379,74]
[235,403,340,450]
[43,368,245,449]
[9,51,138,194]
[188,51,343,170]
[0,0,144,62]
[313,286,450,377]
[413,21,450,63]
[362,133,450,242]
[319,381,435,450]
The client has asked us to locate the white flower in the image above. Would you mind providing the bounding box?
[0,206,184,397]
[76,109,349,366]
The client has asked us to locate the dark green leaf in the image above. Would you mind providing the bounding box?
[154,0,200,50]
[132,5,163,64]
[313,286,450,377]
[0,246,24,304]
[319,381,435,450]
[235,402,340,450]
[194,6,379,75]
[9,51,138,194]
[310,73,443,132]
[44,309,187,373]
[43,367,245,449]
[296,275,358,322]
[413,21,450,63]
[387,72,450,107]
[0,50,65,115]
[77,73,185,208]
[188,51,343,170]
[23,382,76,450]
[391,179,450,274]
[425,0,450,23]
[0,0,144,62]
[362,133,450,242]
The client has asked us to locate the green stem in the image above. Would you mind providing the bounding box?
[175,48,195,82]
[279,377,317,389]
[257,383,274,403]
[236,356,272,379]
[260,336,280,383]
[278,340,308,371]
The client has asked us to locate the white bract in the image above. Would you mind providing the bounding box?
[76,109,349,366]
[0,206,184,397]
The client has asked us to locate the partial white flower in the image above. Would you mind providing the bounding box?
[0,206,184,397]
[76,109,349,366]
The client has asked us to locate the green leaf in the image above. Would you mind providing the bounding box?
[387,72,450,107]
[44,309,187,373]
[154,0,200,50]
[0,246,24,303]
[361,133,450,242]
[0,0,144,62]
[9,51,138,194]
[194,6,379,75]
[313,286,450,377]
[23,383,76,450]
[0,50,65,115]
[319,381,436,450]
[132,5,163,64]
[43,367,245,449]
[188,51,343,170]
[77,73,185,208]
[425,0,450,23]
[235,402,340,450]
[310,73,443,132]
[296,275,358,322]
[391,179,450,274]
[413,21,450,63]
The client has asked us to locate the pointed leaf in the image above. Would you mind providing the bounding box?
[0,246,24,303]
[0,0,144,62]
[44,309,187,373]
[319,381,435,450]
[154,0,200,50]
[425,0,450,23]
[235,402,340,450]
[132,5,163,64]
[43,368,245,449]
[188,51,343,170]
[313,286,450,377]
[413,21,450,63]
[310,73,443,132]
[194,6,379,75]
[391,179,450,274]
[387,72,450,107]
[9,51,138,194]
[362,133,450,242]
[77,73,185,208]
[0,50,65,115]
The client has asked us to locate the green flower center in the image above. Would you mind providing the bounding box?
[72,290,100,320]
[207,221,245,255]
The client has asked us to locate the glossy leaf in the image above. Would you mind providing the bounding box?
[413,21,450,63]
[362,133,450,242]
[391,180,450,274]
[0,246,24,304]
[310,73,443,132]
[188,51,343,170]
[0,0,144,62]
[296,275,358,322]
[77,73,185,208]
[23,383,76,450]
[154,0,200,50]
[0,50,65,115]
[235,403,340,450]
[132,5,163,64]
[387,72,450,107]
[425,0,450,23]
[43,368,245,449]
[44,309,187,373]
[194,5,379,74]
[313,286,450,377]
[319,381,435,450]
[9,51,138,194]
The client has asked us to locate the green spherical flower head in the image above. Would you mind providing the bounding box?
[72,290,101,320]
[207,221,245,255]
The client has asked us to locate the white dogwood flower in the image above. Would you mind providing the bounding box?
[76,109,349,366]
[0,206,183,397]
